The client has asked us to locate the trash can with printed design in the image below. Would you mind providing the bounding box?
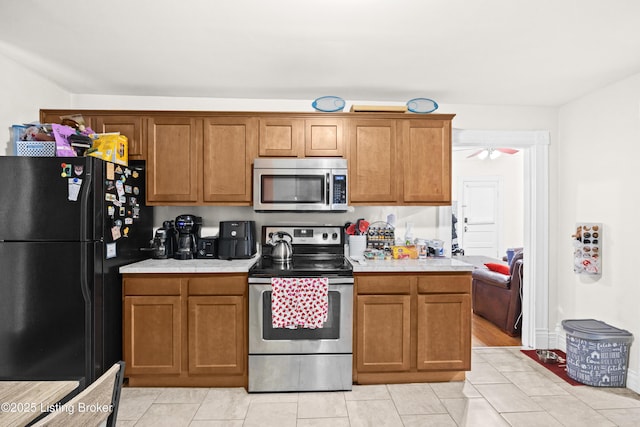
[562,319,633,387]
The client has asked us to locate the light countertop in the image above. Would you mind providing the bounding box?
[349,257,475,273]
[120,255,474,274]
[119,256,259,274]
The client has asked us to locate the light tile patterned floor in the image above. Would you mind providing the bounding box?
[116,348,640,426]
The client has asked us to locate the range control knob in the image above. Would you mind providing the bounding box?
[332,232,339,240]
[322,232,328,240]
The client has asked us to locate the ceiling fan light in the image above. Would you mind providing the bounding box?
[477,149,489,160]
[489,149,501,160]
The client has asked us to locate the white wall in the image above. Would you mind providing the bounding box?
[0,52,71,155]
[557,72,640,387]
[452,149,524,256]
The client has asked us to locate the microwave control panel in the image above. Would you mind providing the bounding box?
[332,174,347,206]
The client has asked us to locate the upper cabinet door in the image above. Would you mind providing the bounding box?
[259,118,304,157]
[203,117,258,203]
[94,115,144,159]
[349,119,398,203]
[146,117,200,203]
[401,119,452,204]
[304,118,345,157]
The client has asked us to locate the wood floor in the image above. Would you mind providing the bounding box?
[472,312,522,347]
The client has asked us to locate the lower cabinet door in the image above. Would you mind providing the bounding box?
[416,294,471,371]
[188,296,245,375]
[123,295,182,375]
[356,294,411,372]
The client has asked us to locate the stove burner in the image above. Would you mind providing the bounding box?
[250,225,352,278]
[249,255,353,278]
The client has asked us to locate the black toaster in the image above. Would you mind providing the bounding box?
[196,236,218,259]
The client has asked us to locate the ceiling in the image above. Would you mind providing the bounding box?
[2,0,640,107]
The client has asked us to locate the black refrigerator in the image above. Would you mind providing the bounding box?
[0,156,153,388]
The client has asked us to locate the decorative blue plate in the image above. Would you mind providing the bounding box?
[312,96,346,112]
[406,98,439,114]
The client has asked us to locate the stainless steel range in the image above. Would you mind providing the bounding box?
[248,225,353,392]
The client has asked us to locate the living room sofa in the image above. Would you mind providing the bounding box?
[472,250,524,336]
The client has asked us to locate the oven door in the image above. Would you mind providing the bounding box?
[248,277,353,354]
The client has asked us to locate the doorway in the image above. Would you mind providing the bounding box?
[459,177,502,258]
[452,129,550,350]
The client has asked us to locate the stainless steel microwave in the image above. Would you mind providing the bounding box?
[253,158,348,212]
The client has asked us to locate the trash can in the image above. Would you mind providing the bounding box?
[562,319,633,387]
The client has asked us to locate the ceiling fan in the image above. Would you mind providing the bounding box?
[467,147,519,160]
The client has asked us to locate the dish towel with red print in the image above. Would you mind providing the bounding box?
[271,277,329,329]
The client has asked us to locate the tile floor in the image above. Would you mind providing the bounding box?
[116,347,640,426]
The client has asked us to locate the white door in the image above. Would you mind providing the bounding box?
[459,177,501,258]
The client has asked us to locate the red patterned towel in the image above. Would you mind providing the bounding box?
[271,277,329,329]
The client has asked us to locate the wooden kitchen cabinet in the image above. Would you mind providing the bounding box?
[417,293,470,371]
[416,275,471,372]
[122,273,248,387]
[203,117,257,203]
[354,272,471,384]
[400,119,452,204]
[348,119,399,203]
[259,118,303,157]
[348,115,454,205]
[146,116,200,203]
[94,115,145,159]
[123,276,182,376]
[39,110,145,159]
[40,110,97,130]
[123,295,182,375]
[356,294,411,373]
[188,295,245,375]
[258,117,345,157]
[304,118,345,157]
[40,109,453,206]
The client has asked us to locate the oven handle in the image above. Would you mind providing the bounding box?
[248,277,354,285]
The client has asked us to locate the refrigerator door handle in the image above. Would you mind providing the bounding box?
[80,242,93,385]
[79,159,93,242]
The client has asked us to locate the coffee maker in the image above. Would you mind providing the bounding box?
[152,220,177,259]
[174,214,202,260]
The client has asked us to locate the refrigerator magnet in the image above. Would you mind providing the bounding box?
[106,242,117,259]
[125,217,133,225]
[68,178,82,201]
[124,185,132,194]
[115,180,125,197]
[106,162,115,180]
[111,226,121,241]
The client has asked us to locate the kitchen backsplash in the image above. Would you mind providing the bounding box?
[154,205,451,248]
